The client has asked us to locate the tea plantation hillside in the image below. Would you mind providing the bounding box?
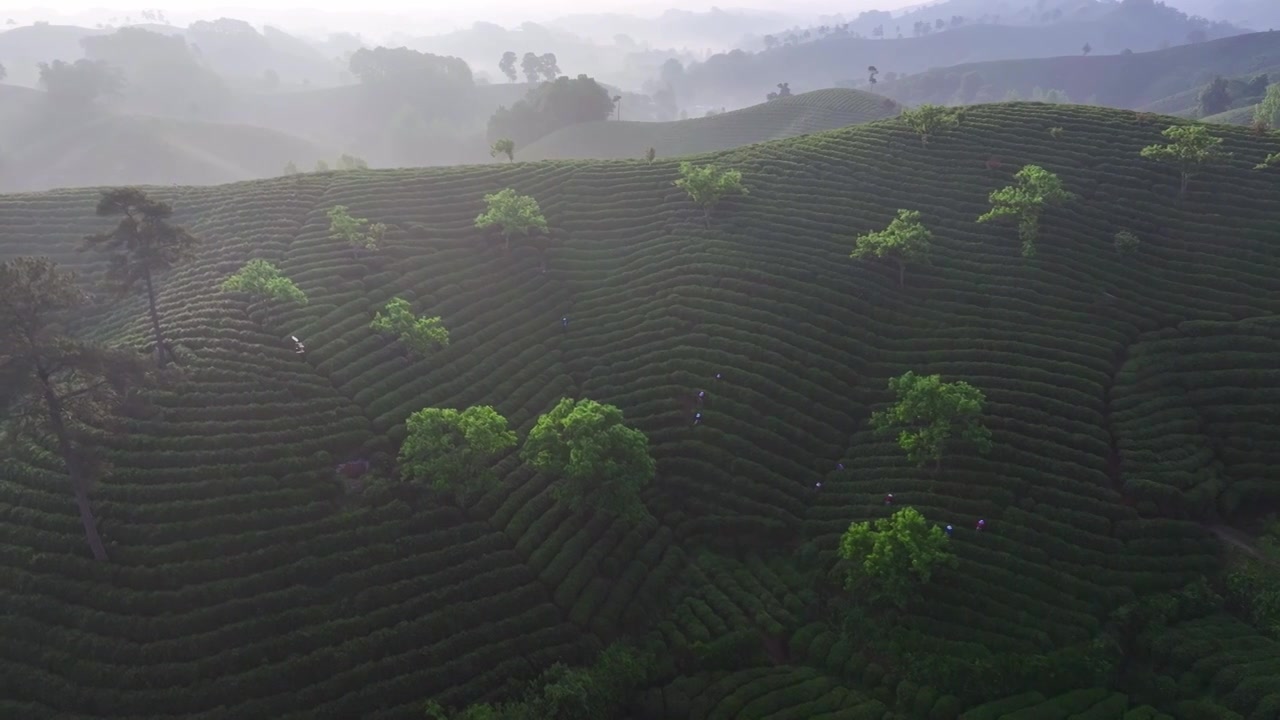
[520,88,899,161]
[3,103,1280,720]
[876,31,1280,111]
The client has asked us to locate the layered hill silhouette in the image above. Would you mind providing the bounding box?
[677,2,1245,108]
[0,86,333,192]
[2,104,1280,718]
[520,88,900,160]
[876,31,1280,113]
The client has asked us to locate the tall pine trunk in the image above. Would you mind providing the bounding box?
[142,268,172,368]
[42,383,109,561]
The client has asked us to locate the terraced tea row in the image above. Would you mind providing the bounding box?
[1,102,1278,718]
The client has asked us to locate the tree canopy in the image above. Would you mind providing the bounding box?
[0,256,150,561]
[520,398,655,521]
[898,104,959,147]
[83,187,198,367]
[487,74,613,147]
[398,406,517,501]
[1140,124,1228,197]
[499,51,517,82]
[1197,76,1231,117]
[219,260,306,305]
[851,209,932,286]
[976,164,1074,257]
[1255,84,1280,130]
[79,27,226,116]
[839,507,954,608]
[474,189,548,251]
[370,297,449,355]
[871,371,992,470]
[37,59,124,108]
[673,162,748,226]
[327,205,385,257]
[490,138,515,162]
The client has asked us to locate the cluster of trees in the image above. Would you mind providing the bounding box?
[1198,74,1268,117]
[399,397,656,521]
[498,51,560,84]
[37,59,124,110]
[283,154,370,175]
[765,82,792,101]
[349,46,474,111]
[327,205,387,258]
[79,27,229,117]
[486,74,614,147]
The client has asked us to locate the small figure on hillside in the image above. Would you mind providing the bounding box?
[944,524,954,537]
[693,411,702,425]
[815,481,823,489]
[697,390,706,405]
[976,518,986,532]
[561,316,569,329]
[836,463,844,470]
[715,372,722,380]
[291,335,306,354]
[884,493,894,505]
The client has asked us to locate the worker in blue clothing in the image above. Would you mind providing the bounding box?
[561,316,569,330]
[944,524,954,537]
[693,412,702,425]
[976,518,986,532]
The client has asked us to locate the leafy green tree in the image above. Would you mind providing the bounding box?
[220,259,306,305]
[839,507,954,608]
[1113,230,1140,256]
[487,74,614,147]
[1254,84,1280,130]
[851,208,932,286]
[976,164,1075,257]
[282,161,298,175]
[499,51,518,82]
[871,371,992,471]
[314,159,329,172]
[674,161,748,226]
[348,46,473,106]
[83,187,198,367]
[898,104,958,147]
[645,147,656,163]
[0,257,150,561]
[521,398,655,521]
[370,297,448,355]
[521,52,541,83]
[1140,124,1228,198]
[1255,152,1280,171]
[398,406,516,501]
[474,188,548,251]
[490,138,515,162]
[1198,75,1231,116]
[327,204,385,258]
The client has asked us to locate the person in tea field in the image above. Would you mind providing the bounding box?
[884,493,894,505]
[976,518,986,532]
[696,390,706,405]
[944,524,954,537]
[561,316,569,329]
[693,411,702,425]
[815,481,823,489]
[291,335,306,354]
[836,463,844,470]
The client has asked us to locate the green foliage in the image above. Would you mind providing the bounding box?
[282,161,298,175]
[314,159,329,172]
[850,208,932,286]
[1048,126,1064,138]
[673,161,747,225]
[487,74,612,147]
[83,187,198,367]
[490,138,515,162]
[1113,230,1140,256]
[474,188,548,250]
[839,507,954,608]
[521,398,655,521]
[898,104,959,147]
[1255,84,1280,129]
[219,260,306,305]
[1140,124,1228,197]
[398,406,516,501]
[976,164,1075,257]
[370,297,448,355]
[1253,152,1280,171]
[1198,75,1231,117]
[337,154,368,170]
[870,371,992,468]
[645,147,656,163]
[347,46,474,104]
[327,204,384,254]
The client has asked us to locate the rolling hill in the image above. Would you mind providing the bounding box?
[875,31,1280,111]
[520,88,900,161]
[0,86,333,192]
[3,103,1280,719]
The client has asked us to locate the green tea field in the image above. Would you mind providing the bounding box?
[520,88,899,161]
[2,102,1280,719]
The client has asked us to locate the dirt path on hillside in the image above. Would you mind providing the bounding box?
[1209,524,1280,568]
